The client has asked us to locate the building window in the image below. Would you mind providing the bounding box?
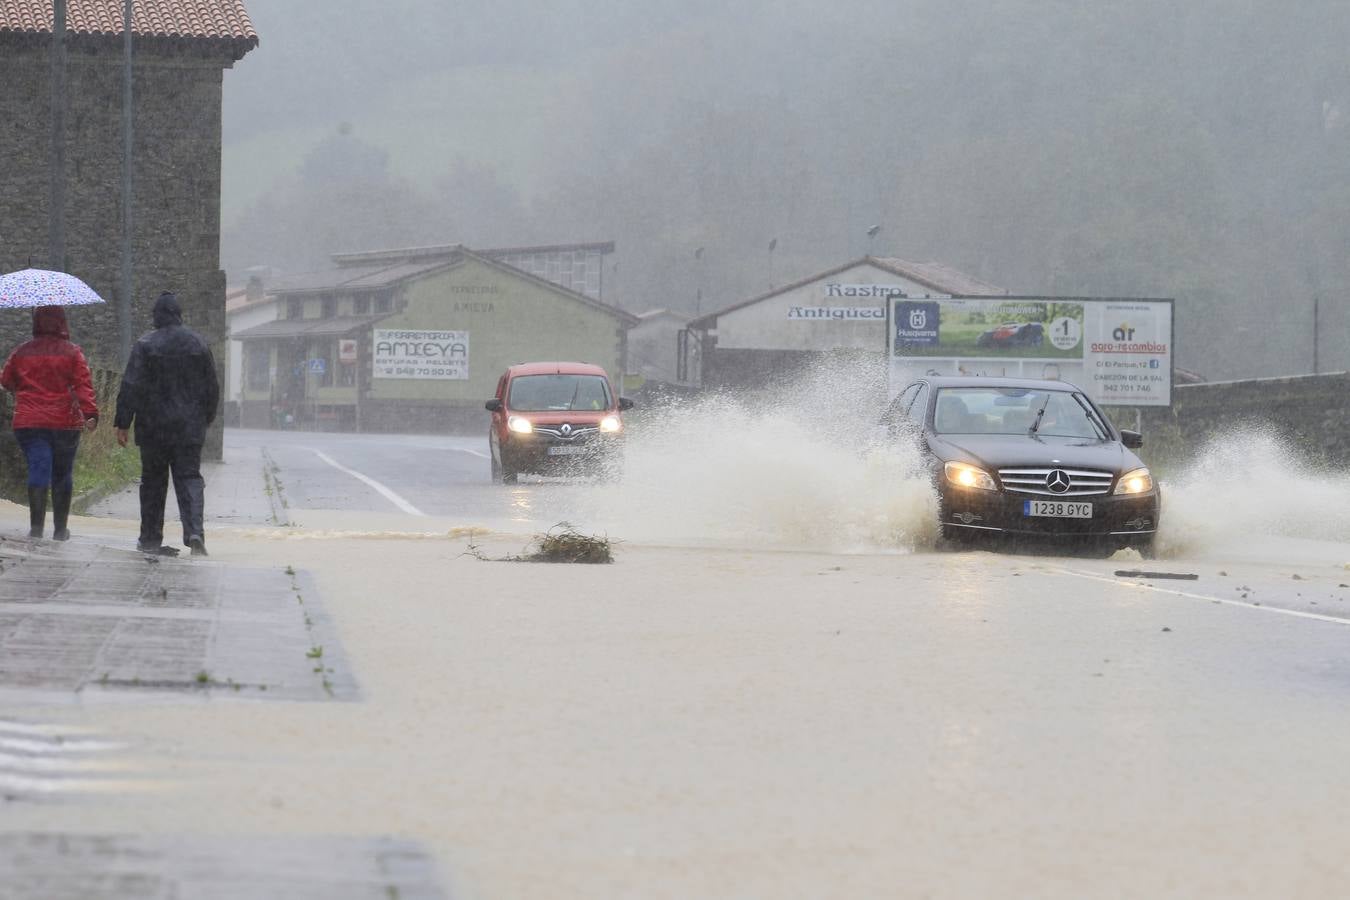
[375,295,392,312]
[353,296,371,315]
[246,345,270,391]
[319,340,335,387]
[321,298,337,319]
[286,298,303,320]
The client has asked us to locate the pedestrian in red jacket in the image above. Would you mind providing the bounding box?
[0,306,99,540]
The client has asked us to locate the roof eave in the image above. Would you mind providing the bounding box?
[0,30,259,60]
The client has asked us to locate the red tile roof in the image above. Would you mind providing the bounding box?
[0,0,257,46]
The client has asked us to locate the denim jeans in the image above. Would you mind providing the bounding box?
[13,428,81,490]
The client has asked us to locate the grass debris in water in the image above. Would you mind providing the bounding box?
[467,523,615,564]
[527,524,615,564]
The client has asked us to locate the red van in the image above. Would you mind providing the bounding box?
[485,362,634,483]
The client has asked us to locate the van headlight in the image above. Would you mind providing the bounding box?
[507,416,533,434]
[1114,467,1152,494]
[599,415,622,433]
[944,461,996,491]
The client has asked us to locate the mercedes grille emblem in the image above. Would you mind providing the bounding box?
[1045,469,1071,494]
[561,424,572,436]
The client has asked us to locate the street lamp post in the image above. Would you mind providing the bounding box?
[121,0,135,364]
[48,0,67,270]
[1312,293,1320,375]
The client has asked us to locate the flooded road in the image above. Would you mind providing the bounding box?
[7,426,1350,898]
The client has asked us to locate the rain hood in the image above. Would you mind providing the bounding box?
[31,305,69,340]
[153,292,183,328]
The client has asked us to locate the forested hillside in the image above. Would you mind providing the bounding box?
[222,0,1350,379]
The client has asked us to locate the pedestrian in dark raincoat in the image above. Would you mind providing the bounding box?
[114,292,220,556]
[0,306,99,540]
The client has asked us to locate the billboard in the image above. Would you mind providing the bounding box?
[373,329,469,380]
[888,297,1173,406]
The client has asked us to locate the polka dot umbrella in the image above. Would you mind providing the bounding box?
[0,268,106,309]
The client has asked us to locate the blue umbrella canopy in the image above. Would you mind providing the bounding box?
[0,269,106,309]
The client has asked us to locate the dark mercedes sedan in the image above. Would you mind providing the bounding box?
[881,376,1160,551]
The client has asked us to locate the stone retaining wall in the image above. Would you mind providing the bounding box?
[1123,372,1350,470]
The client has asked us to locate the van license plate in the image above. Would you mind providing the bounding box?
[547,445,588,456]
[1024,500,1092,518]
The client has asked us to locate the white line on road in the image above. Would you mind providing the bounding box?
[308,449,427,517]
[1052,566,1350,626]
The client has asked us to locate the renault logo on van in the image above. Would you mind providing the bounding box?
[560,424,572,436]
[1045,470,1071,493]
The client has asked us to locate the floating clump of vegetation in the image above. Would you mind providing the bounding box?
[467,522,616,564]
[527,523,615,564]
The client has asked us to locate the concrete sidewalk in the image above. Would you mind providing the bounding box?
[83,438,282,531]
[0,532,354,705]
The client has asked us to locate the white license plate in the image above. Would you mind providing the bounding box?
[547,445,589,456]
[1023,500,1093,519]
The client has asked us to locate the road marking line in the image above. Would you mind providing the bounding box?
[308,449,426,517]
[450,447,490,459]
[1051,566,1350,626]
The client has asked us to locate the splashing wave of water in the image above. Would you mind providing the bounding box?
[1157,427,1350,558]
[589,362,939,552]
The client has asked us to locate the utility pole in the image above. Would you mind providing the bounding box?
[48,0,67,270]
[120,0,135,363]
[1312,293,1320,375]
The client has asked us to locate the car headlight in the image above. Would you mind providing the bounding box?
[944,461,996,491]
[507,416,533,434]
[1114,467,1152,495]
[599,415,622,433]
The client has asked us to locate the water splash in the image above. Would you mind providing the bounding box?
[590,361,939,552]
[1157,427,1350,558]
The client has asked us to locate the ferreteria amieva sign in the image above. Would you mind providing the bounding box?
[373,329,469,380]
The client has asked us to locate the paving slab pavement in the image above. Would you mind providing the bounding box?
[0,537,354,703]
[0,832,445,899]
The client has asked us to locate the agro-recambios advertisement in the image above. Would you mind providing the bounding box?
[889,298,1171,406]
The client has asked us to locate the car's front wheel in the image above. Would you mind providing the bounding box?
[490,437,518,485]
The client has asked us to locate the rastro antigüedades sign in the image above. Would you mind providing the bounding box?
[373,329,469,380]
[788,284,913,321]
[888,297,1173,407]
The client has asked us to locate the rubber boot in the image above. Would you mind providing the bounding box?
[51,487,72,541]
[27,486,47,539]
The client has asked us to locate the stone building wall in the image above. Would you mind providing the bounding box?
[0,44,235,458]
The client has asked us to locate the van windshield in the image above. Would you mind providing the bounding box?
[508,374,612,411]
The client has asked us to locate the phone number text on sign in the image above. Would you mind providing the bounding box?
[373,329,469,380]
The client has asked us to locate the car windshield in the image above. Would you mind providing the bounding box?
[932,387,1108,439]
[508,374,612,411]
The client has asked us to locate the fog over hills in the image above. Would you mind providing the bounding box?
[222,0,1350,380]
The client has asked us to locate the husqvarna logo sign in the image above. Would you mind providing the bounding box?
[895,301,940,348]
